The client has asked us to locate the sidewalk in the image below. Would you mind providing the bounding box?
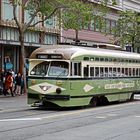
[0,92,26,97]
[0,93,28,111]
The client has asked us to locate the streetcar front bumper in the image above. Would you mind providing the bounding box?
[44,94,70,100]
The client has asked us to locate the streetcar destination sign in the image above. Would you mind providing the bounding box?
[37,54,63,59]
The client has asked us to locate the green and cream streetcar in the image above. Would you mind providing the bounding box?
[28,44,140,108]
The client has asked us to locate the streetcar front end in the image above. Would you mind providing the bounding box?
[27,57,71,108]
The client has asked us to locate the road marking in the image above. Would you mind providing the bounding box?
[0,108,29,113]
[0,118,42,122]
[134,116,140,118]
[107,113,118,117]
[95,116,107,119]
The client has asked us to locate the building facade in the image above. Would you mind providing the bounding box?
[122,0,140,12]
[60,0,123,45]
[0,0,59,73]
[61,0,140,48]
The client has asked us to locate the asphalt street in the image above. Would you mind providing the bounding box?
[0,94,140,140]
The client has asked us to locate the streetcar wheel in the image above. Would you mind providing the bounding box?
[100,96,109,105]
[90,97,98,107]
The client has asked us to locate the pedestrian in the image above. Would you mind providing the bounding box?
[21,74,24,95]
[15,72,22,95]
[10,69,16,91]
[0,69,5,95]
[4,72,14,97]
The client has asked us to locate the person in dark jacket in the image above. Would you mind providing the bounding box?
[15,72,22,95]
[20,74,24,95]
[0,69,5,95]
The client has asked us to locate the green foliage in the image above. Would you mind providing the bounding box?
[61,0,111,39]
[60,0,114,42]
[113,10,140,48]
[61,1,93,30]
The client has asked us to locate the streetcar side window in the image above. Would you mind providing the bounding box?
[125,68,129,76]
[48,61,69,76]
[71,62,81,76]
[90,67,94,77]
[95,67,99,77]
[84,65,89,77]
[84,57,89,61]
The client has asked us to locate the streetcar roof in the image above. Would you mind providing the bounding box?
[30,44,140,60]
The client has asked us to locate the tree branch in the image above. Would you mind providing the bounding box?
[13,3,21,30]
[28,7,59,28]
[24,9,40,31]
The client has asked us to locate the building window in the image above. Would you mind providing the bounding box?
[44,17,57,29]
[2,0,13,20]
[90,19,95,31]
[44,34,57,44]
[105,19,111,33]
[24,32,39,43]
[95,17,100,32]
[4,46,15,71]
[111,20,116,34]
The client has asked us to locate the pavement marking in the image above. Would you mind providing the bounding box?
[0,118,42,122]
[0,108,113,122]
[0,108,28,113]
[107,113,118,117]
[134,116,140,118]
[95,116,107,119]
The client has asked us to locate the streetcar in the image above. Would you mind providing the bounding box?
[27,44,140,108]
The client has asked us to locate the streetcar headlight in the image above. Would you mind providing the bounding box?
[56,88,61,94]
[43,86,47,91]
[39,86,50,91]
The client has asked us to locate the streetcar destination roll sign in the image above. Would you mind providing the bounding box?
[37,54,62,59]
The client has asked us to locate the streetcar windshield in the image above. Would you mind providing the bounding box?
[48,61,69,76]
[30,61,49,76]
[30,61,69,77]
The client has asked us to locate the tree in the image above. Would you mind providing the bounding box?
[113,10,140,50]
[61,0,93,43]
[9,0,67,93]
[60,0,115,44]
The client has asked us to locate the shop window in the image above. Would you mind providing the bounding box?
[4,46,15,71]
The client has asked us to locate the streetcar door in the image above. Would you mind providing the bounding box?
[71,62,81,76]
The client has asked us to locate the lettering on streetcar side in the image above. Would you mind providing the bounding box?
[104,82,135,90]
